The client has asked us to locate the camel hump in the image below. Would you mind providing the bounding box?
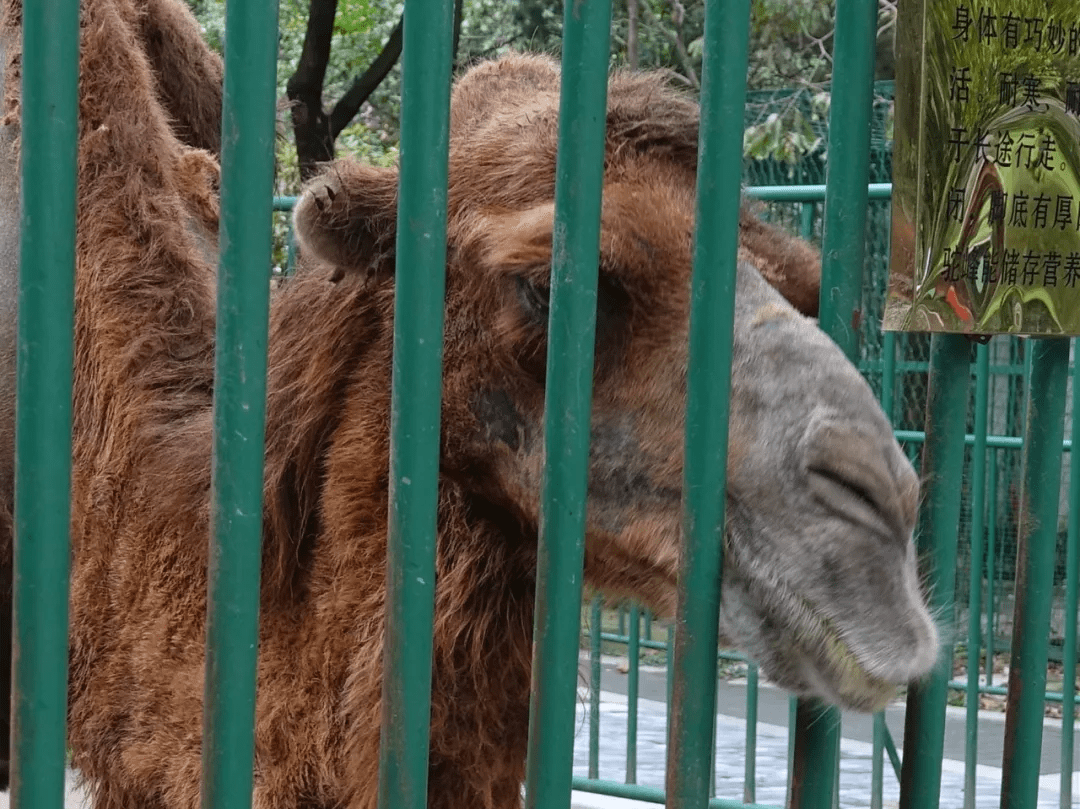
[449,52,560,140]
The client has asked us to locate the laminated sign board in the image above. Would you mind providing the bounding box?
[885,0,1080,335]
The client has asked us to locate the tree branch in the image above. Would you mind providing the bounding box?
[329,14,403,139]
[453,0,464,66]
[639,0,698,88]
[286,0,338,180]
[626,0,639,70]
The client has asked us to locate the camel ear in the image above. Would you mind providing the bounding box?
[737,205,822,318]
[293,160,398,273]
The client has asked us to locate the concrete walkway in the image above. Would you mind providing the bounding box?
[1,655,1076,808]
[572,655,1080,809]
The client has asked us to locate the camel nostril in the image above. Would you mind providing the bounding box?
[801,417,917,543]
[807,464,881,517]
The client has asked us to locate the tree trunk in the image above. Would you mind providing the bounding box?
[329,14,403,141]
[627,0,638,70]
[286,0,338,180]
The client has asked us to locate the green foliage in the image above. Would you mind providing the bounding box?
[458,0,525,59]
[745,0,835,89]
[743,91,830,165]
[186,0,898,181]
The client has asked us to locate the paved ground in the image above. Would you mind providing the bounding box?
[571,655,1080,808]
[1,655,1075,808]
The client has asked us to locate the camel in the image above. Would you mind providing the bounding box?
[0,0,223,787]
[0,0,938,806]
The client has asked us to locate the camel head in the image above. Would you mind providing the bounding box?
[292,53,938,713]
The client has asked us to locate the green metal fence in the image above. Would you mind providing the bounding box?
[12,1,1080,809]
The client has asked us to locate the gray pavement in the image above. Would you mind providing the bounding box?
[571,655,1080,808]
[1,656,1074,808]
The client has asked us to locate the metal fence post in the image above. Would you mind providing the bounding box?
[665,0,750,806]
[12,0,80,805]
[200,0,280,805]
[376,2,456,808]
[1001,338,1071,809]
[789,0,877,803]
[523,1,612,808]
[899,333,972,809]
[963,342,990,809]
[1062,341,1080,808]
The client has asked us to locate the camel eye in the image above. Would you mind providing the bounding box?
[515,276,550,324]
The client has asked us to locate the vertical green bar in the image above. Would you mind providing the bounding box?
[376,2,455,809]
[743,664,758,805]
[817,0,876,355]
[786,696,797,800]
[626,605,639,784]
[1062,340,1080,808]
[832,731,841,809]
[709,691,718,799]
[963,343,989,809]
[790,1,877,805]
[816,0,877,360]
[1000,338,1071,809]
[285,219,298,277]
[898,333,972,809]
[881,332,897,421]
[986,455,997,688]
[200,0,279,805]
[523,2,611,807]
[589,595,602,780]
[883,726,902,779]
[870,714,885,809]
[799,201,815,242]
[12,0,79,805]
[664,0,749,807]
[789,701,842,807]
[666,624,675,723]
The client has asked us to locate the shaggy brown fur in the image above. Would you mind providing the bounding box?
[137,0,224,155]
[0,0,223,788]
[0,1,940,807]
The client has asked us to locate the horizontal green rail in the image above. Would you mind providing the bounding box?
[743,182,892,201]
[895,430,1072,451]
[271,184,893,214]
[947,680,1079,704]
[571,777,780,809]
[598,631,751,663]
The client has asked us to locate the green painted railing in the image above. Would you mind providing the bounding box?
[200,0,279,806]
[16,1,1080,809]
[524,2,612,809]
[12,0,79,806]
[666,0,749,807]
[376,2,455,809]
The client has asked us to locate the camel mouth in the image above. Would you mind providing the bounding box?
[721,523,938,713]
[754,587,937,712]
[738,594,913,712]
[784,604,904,712]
